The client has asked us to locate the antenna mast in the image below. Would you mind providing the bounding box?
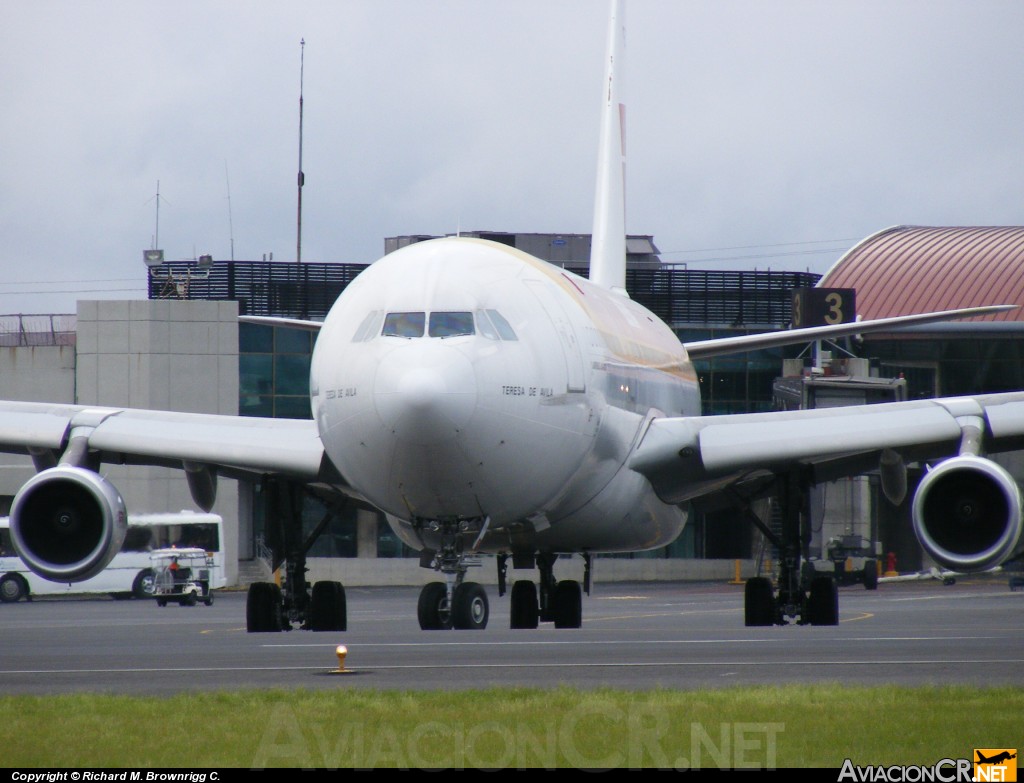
[296,38,305,264]
[153,180,161,249]
[225,162,235,262]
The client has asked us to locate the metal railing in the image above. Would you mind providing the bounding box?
[0,314,77,347]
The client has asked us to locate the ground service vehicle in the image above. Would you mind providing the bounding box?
[150,547,216,607]
[826,535,881,589]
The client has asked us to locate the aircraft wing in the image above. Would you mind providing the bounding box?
[0,400,328,482]
[683,305,1014,360]
[630,392,1024,506]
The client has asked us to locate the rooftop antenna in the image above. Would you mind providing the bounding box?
[296,38,305,264]
[153,180,161,249]
[144,180,169,251]
[225,162,235,262]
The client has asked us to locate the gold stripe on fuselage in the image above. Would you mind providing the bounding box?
[466,238,698,385]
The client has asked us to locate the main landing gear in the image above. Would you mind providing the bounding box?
[499,552,589,629]
[742,472,839,628]
[246,478,348,633]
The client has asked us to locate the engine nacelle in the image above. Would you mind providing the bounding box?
[912,455,1024,572]
[9,466,127,582]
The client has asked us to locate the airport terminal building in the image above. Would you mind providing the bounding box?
[3,226,1023,585]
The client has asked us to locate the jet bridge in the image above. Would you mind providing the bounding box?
[772,355,906,562]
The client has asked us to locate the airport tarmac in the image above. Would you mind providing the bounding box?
[1,577,1022,695]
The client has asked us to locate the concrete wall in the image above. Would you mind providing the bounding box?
[0,345,76,403]
[306,557,757,587]
[0,344,77,509]
[75,299,242,585]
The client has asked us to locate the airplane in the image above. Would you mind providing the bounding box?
[3,0,1024,633]
[976,752,1016,765]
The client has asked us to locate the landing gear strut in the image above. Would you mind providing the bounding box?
[501,552,589,629]
[246,477,348,633]
[743,471,838,627]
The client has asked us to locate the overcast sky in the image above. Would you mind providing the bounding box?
[2,0,1023,314]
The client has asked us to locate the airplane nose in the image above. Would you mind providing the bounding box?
[374,342,477,445]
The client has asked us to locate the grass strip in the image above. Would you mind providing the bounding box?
[3,684,1019,769]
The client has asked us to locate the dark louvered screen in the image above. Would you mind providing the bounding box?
[148,261,365,320]
[150,260,819,327]
[565,266,820,327]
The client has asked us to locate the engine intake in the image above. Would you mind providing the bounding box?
[912,455,1024,572]
[9,466,127,582]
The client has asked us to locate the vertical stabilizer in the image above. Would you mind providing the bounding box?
[589,0,627,295]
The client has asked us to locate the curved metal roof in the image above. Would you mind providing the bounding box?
[819,226,1024,322]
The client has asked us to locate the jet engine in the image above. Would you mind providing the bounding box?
[8,466,127,582]
[912,455,1024,572]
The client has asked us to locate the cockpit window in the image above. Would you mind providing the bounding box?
[428,311,475,338]
[475,310,499,340]
[382,312,425,338]
[352,310,384,342]
[486,309,518,341]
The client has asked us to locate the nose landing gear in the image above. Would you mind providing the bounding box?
[418,578,490,630]
[416,517,490,630]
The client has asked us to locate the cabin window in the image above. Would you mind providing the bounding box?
[428,311,475,338]
[382,312,425,338]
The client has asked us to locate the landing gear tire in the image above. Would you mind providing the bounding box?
[863,560,879,591]
[418,582,453,630]
[452,582,489,630]
[510,580,539,629]
[744,576,776,626]
[553,580,582,629]
[132,569,156,599]
[310,580,347,631]
[247,582,283,632]
[807,576,839,626]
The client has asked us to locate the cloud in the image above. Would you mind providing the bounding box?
[2,0,1023,311]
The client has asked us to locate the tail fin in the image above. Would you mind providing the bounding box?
[589,0,628,295]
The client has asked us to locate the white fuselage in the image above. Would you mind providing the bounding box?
[310,237,700,554]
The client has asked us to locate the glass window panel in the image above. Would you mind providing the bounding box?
[475,310,499,340]
[275,326,312,354]
[352,310,383,342]
[274,395,312,420]
[486,309,518,341]
[240,394,273,417]
[240,354,273,416]
[274,354,311,395]
[428,311,474,338]
[239,323,273,353]
[382,312,425,338]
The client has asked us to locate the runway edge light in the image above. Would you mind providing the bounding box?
[331,644,355,675]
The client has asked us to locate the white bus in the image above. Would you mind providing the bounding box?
[0,511,225,602]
